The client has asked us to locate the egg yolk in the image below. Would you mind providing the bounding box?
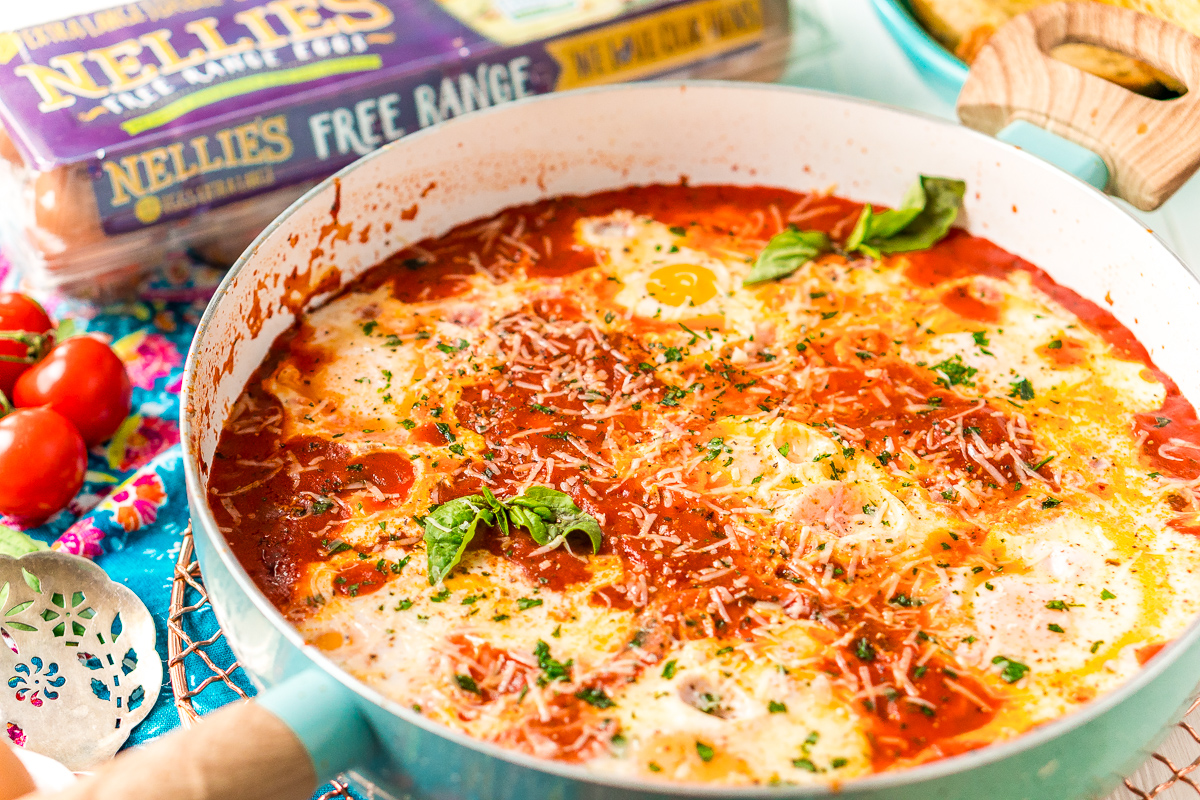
[646,263,719,307]
[313,630,345,650]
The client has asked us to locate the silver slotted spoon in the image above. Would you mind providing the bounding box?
[0,550,162,771]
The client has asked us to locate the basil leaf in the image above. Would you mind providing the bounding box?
[0,525,48,558]
[845,180,927,252]
[877,177,965,253]
[422,486,604,583]
[422,495,496,585]
[479,487,509,535]
[847,176,965,256]
[506,503,548,543]
[844,204,873,254]
[507,486,602,553]
[744,229,830,286]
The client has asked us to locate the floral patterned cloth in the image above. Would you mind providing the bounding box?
[2,253,361,798]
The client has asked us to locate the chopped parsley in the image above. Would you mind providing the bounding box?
[696,692,723,715]
[455,674,481,694]
[534,640,572,685]
[1009,377,1035,401]
[517,597,543,610]
[660,386,688,406]
[768,700,788,713]
[1101,588,1116,600]
[701,437,727,462]
[931,355,977,388]
[575,687,615,708]
[695,741,715,762]
[1045,599,1081,611]
[992,655,1030,683]
[661,660,678,679]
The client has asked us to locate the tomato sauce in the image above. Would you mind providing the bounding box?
[940,284,1001,323]
[1136,641,1168,665]
[208,381,415,608]
[865,662,996,768]
[502,692,619,762]
[210,183,1200,771]
[822,612,998,768]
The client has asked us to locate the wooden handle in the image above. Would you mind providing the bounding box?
[957,2,1200,210]
[0,744,36,800]
[20,702,316,800]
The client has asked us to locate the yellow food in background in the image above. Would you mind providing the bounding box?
[909,0,1194,95]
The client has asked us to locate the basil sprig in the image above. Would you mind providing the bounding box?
[845,175,965,257]
[742,176,966,286]
[422,486,602,584]
[743,229,830,286]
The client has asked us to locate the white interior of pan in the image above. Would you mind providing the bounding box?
[186,81,1200,475]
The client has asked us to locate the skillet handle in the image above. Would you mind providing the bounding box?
[20,702,315,800]
[20,671,374,800]
[957,2,1200,211]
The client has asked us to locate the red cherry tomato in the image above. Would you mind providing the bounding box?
[0,294,52,397]
[13,335,132,446]
[0,408,86,525]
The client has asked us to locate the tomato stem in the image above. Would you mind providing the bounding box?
[0,390,12,418]
[0,329,51,364]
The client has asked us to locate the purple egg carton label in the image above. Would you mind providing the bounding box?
[0,0,771,234]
